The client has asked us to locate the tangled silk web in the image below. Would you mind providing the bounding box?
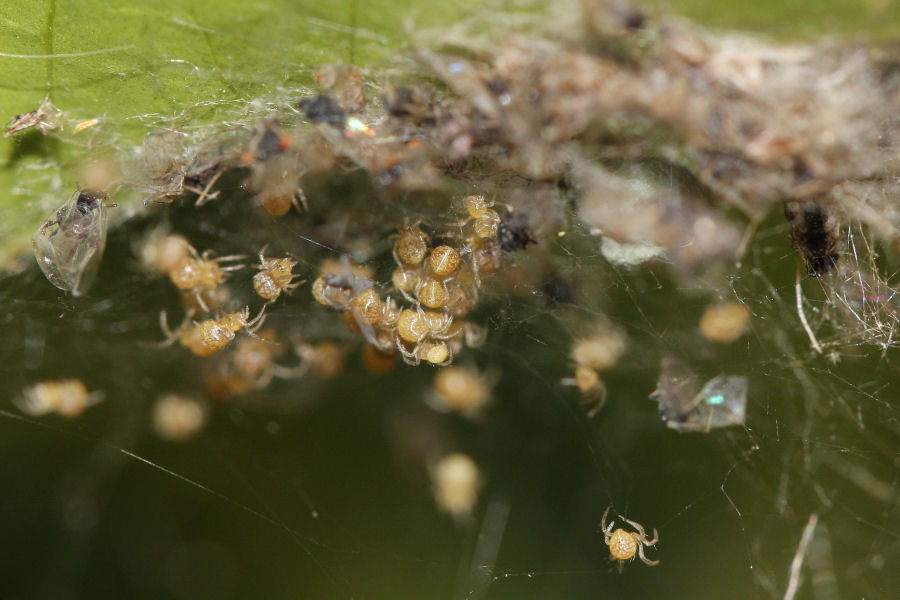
[2,1,899,599]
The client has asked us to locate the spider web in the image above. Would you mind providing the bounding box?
[0,2,899,600]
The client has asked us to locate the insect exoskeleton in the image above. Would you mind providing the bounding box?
[253,249,302,303]
[5,97,60,137]
[32,187,113,296]
[169,244,245,312]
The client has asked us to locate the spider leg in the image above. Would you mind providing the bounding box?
[396,337,420,365]
[159,310,176,342]
[636,541,659,566]
[623,517,650,540]
[150,310,189,348]
[272,351,311,380]
[192,290,211,314]
[285,277,305,292]
[187,244,203,261]
[247,305,268,330]
[191,170,223,207]
[292,187,308,213]
[218,257,247,268]
[602,507,613,536]
[397,286,417,304]
[251,368,276,391]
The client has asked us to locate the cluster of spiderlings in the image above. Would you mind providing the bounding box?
[307,195,507,367]
[141,229,302,359]
[310,260,406,365]
[140,233,330,406]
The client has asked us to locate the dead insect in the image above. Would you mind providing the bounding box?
[497,218,537,253]
[298,94,347,128]
[5,98,60,137]
[314,64,366,114]
[383,85,418,118]
[241,120,308,216]
[784,199,839,276]
[32,188,113,296]
[650,357,747,433]
[130,129,190,203]
[241,120,293,165]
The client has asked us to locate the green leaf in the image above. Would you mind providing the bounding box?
[0,0,481,267]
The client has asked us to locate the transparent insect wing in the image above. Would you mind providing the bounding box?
[694,375,747,430]
[651,357,702,423]
[663,375,748,432]
[32,190,110,296]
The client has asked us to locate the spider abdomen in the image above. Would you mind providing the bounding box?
[609,529,638,561]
